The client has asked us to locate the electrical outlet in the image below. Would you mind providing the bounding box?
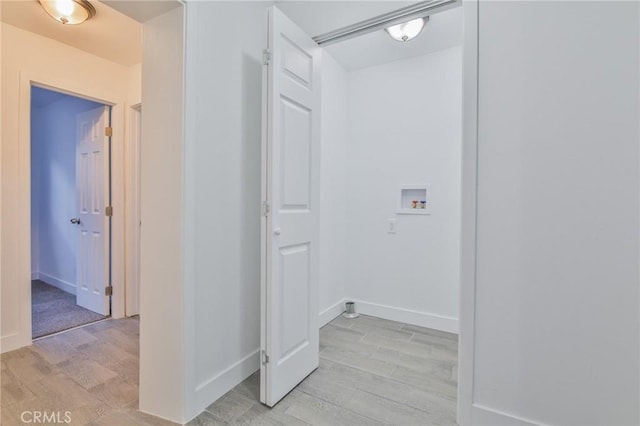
[387,218,396,234]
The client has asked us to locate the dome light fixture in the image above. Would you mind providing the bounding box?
[38,0,96,25]
[385,17,429,42]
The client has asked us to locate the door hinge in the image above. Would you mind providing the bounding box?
[105,286,113,296]
[105,206,113,217]
[105,126,113,137]
[263,49,272,66]
[262,350,270,364]
[262,201,270,217]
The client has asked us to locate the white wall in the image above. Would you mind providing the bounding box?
[344,47,462,332]
[183,5,359,418]
[138,6,186,423]
[183,1,270,420]
[459,1,639,425]
[318,52,349,325]
[1,22,139,351]
[128,62,142,106]
[30,93,103,293]
[180,6,462,418]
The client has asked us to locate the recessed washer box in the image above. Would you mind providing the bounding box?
[398,185,431,215]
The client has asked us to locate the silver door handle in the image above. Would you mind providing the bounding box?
[70,218,81,225]
[274,228,281,236]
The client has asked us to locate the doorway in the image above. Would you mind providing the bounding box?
[30,86,112,339]
[259,0,462,411]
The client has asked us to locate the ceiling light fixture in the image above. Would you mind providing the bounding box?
[385,17,429,42]
[38,0,96,25]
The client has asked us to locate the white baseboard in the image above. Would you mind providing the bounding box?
[470,404,539,426]
[1,332,31,354]
[191,350,260,422]
[188,300,456,421]
[37,272,76,295]
[350,299,459,334]
[31,271,39,280]
[319,298,346,327]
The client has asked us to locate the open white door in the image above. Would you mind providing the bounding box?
[260,6,321,407]
[74,106,111,316]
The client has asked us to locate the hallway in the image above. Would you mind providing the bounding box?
[1,315,457,425]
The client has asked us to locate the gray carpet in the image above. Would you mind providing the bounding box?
[32,280,106,338]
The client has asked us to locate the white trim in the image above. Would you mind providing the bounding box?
[182,1,197,420]
[189,350,260,424]
[31,272,39,280]
[36,272,75,295]
[125,104,142,317]
[458,0,479,424]
[12,70,128,351]
[351,299,459,334]
[319,298,346,327]
[0,333,28,354]
[471,404,540,426]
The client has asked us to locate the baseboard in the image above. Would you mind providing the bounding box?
[319,298,346,327]
[187,300,455,422]
[37,272,75,295]
[191,350,260,422]
[350,299,459,334]
[470,404,540,426]
[1,332,31,354]
[31,271,39,280]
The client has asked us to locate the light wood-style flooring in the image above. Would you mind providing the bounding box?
[1,315,458,425]
[1,317,175,426]
[190,315,458,425]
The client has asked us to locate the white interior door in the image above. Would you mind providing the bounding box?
[260,6,322,407]
[75,106,111,316]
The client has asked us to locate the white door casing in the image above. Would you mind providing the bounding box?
[260,6,322,407]
[125,105,142,316]
[75,106,111,316]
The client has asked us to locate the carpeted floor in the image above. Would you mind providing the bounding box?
[31,279,107,338]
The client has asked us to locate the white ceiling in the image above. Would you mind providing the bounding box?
[276,1,463,71]
[0,0,179,67]
[1,0,461,71]
[325,6,462,70]
[101,0,181,23]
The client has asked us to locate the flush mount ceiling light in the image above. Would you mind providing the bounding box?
[385,17,429,42]
[38,0,96,25]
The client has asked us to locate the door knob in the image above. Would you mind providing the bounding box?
[274,228,281,236]
[70,218,81,225]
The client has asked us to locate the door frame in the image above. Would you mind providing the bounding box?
[17,70,128,345]
[457,0,480,424]
[125,103,142,316]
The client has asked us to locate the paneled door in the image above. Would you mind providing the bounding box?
[75,105,111,316]
[260,6,322,407]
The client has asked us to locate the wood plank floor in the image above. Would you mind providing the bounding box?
[1,315,458,425]
[190,315,458,425]
[1,317,176,426]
